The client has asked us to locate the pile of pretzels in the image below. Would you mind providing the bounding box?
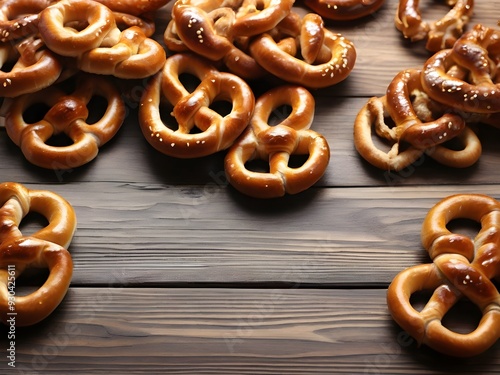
[354,23,500,172]
[0,0,169,169]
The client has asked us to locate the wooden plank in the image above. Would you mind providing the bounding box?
[12,182,499,286]
[2,95,500,188]
[3,287,499,374]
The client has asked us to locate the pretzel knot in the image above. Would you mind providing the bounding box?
[139,53,254,158]
[0,36,62,98]
[395,0,474,51]
[78,26,166,79]
[249,13,356,89]
[353,68,481,171]
[422,24,500,114]
[5,73,125,169]
[224,85,330,198]
[387,194,500,357]
[0,182,76,326]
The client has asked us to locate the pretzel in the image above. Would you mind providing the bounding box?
[249,13,356,89]
[77,25,166,79]
[395,0,474,51]
[422,24,500,114]
[38,0,121,57]
[224,85,330,198]
[139,53,255,158]
[0,36,63,98]
[93,0,171,16]
[0,182,76,326]
[353,69,479,170]
[0,0,56,42]
[387,194,500,357]
[304,0,385,21]
[5,73,125,169]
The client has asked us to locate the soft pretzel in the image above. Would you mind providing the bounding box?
[422,24,500,113]
[304,0,385,21]
[249,13,356,89]
[387,194,500,357]
[38,0,121,57]
[139,53,255,158]
[5,73,125,169]
[93,0,171,16]
[78,26,166,79]
[0,182,76,326]
[395,0,474,51]
[353,69,479,171]
[224,85,330,198]
[0,36,63,98]
[0,0,55,42]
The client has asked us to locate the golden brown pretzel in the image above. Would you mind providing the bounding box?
[78,26,166,79]
[5,73,125,169]
[249,13,356,89]
[304,0,385,21]
[224,85,330,198]
[93,0,171,16]
[38,0,121,57]
[387,194,500,357]
[0,36,62,98]
[0,0,55,42]
[395,0,474,51]
[0,182,76,326]
[422,24,500,113]
[139,53,255,158]
[353,69,479,170]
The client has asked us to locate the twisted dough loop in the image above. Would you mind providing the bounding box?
[0,36,62,98]
[139,53,254,158]
[422,24,500,114]
[0,0,55,42]
[5,73,125,169]
[387,194,500,357]
[249,13,356,89]
[224,85,330,198]
[395,0,474,51]
[0,182,76,326]
[353,68,480,171]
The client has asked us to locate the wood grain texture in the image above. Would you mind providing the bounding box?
[2,288,499,374]
[1,0,500,373]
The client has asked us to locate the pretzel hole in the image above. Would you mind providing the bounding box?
[22,102,51,124]
[179,73,201,94]
[447,218,481,239]
[86,95,108,124]
[268,105,292,125]
[209,99,232,117]
[410,289,483,334]
[245,158,270,173]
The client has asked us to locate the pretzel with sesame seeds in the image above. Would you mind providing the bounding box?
[0,181,76,326]
[248,13,356,89]
[353,68,481,171]
[387,194,500,357]
[0,36,63,98]
[0,0,56,43]
[5,73,125,169]
[422,24,500,114]
[224,85,330,198]
[395,0,474,52]
[139,53,254,158]
[304,0,385,21]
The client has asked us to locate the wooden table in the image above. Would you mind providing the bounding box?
[2,1,500,373]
